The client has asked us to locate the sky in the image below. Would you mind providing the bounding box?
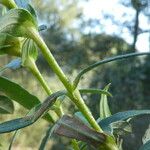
[80,0,150,52]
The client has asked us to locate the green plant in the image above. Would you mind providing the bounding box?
[0,0,150,149]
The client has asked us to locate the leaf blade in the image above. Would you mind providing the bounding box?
[0,95,14,114]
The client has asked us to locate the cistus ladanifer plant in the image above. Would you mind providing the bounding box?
[0,0,150,150]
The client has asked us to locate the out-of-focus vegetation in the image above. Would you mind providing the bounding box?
[0,0,150,149]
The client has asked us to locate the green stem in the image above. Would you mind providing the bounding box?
[71,139,80,150]
[70,89,102,132]
[30,29,102,132]
[4,0,18,9]
[30,29,72,92]
[28,58,52,95]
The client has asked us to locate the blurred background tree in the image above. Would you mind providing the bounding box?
[0,0,150,149]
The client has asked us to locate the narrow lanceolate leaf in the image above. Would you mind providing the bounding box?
[73,52,150,89]
[98,110,150,132]
[0,0,18,9]
[39,126,52,150]
[100,84,111,120]
[0,95,14,114]
[0,8,38,38]
[0,91,64,133]
[9,104,42,150]
[0,76,52,122]
[139,140,150,150]
[79,88,112,97]
[0,58,22,74]
[0,33,21,56]
[52,115,106,148]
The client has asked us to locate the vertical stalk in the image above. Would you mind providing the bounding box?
[29,29,102,132]
[27,58,52,95]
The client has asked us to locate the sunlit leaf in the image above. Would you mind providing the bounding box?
[0,95,14,114]
[0,33,21,56]
[100,84,111,120]
[0,0,17,9]
[14,0,37,19]
[0,8,38,38]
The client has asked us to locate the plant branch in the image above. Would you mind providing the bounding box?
[73,52,150,89]
[30,29,102,132]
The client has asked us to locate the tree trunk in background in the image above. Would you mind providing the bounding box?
[132,9,140,51]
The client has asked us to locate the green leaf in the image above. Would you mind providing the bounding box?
[0,91,64,133]
[0,33,21,56]
[8,104,42,150]
[73,52,150,89]
[139,140,150,150]
[111,120,132,136]
[100,84,111,120]
[79,88,112,97]
[15,0,37,19]
[0,0,17,9]
[0,95,14,114]
[0,8,38,38]
[39,126,52,150]
[0,76,52,122]
[98,110,150,133]
[22,39,38,67]
[52,115,106,148]
[8,130,18,150]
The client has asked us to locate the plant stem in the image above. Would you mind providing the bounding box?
[71,139,80,150]
[30,29,102,132]
[70,89,102,132]
[30,29,73,92]
[28,58,52,95]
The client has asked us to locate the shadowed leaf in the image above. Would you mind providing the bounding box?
[73,52,150,89]
[0,76,53,122]
[0,95,14,114]
[0,33,21,56]
[98,110,150,133]
[39,126,52,150]
[139,140,150,150]
[0,91,64,133]
[52,115,106,147]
